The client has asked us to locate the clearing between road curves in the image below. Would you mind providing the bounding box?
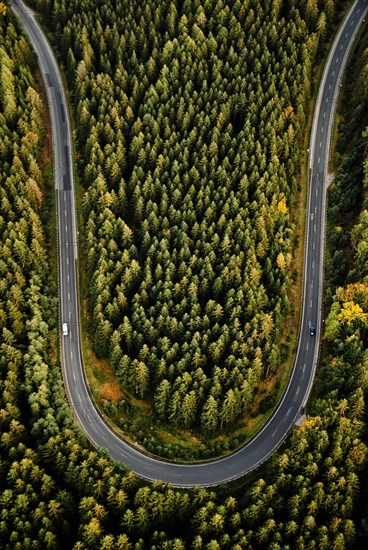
[10,0,368,486]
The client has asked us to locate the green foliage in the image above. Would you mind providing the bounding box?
[325,19,368,299]
[3,2,368,550]
[0,12,77,548]
[38,0,342,432]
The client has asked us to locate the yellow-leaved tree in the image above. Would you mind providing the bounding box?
[337,301,368,327]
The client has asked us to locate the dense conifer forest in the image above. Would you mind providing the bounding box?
[32,0,345,434]
[1,1,368,548]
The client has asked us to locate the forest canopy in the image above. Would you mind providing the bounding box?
[2,1,368,548]
[32,0,340,432]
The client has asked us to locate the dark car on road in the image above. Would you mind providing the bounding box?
[309,324,316,336]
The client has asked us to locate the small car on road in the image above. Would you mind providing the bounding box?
[309,324,316,336]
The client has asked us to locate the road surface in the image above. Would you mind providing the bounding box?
[11,0,368,486]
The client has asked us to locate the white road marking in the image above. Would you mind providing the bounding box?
[321,126,324,133]
[73,371,76,381]
[323,111,326,118]
[318,157,320,164]
[314,224,316,232]
[303,364,306,373]
[332,70,335,76]
[68,292,70,301]
[296,386,300,396]
[67,257,69,265]
[319,141,322,148]
[65,209,67,217]
[69,311,71,319]
[340,45,343,50]
[313,242,315,250]
[66,225,68,233]
[329,84,331,90]
[345,32,349,37]
[306,342,309,351]
[310,300,312,308]
[272,428,278,437]
[335,57,339,63]
[71,350,73,359]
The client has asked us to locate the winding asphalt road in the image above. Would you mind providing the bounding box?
[11,0,368,486]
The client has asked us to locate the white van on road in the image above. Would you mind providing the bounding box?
[62,323,68,336]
